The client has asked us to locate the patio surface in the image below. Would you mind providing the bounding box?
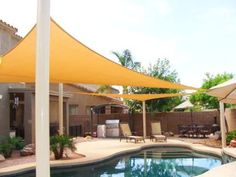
[0,138,235,177]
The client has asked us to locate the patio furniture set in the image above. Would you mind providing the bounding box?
[178,124,210,138]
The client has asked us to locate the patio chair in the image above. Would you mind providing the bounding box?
[150,121,167,142]
[119,123,145,143]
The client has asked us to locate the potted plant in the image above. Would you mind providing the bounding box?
[226,130,236,146]
[50,134,76,160]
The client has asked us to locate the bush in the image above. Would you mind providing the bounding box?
[50,135,76,160]
[0,136,24,158]
[0,141,14,158]
[9,137,24,150]
[226,130,236,144]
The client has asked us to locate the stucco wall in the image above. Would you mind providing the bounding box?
[225,108,236,132]
[0,84,10,136]
[0,84,25,137]
[0,21,22,137]
[49,84,121,115]
[0,26,20,55]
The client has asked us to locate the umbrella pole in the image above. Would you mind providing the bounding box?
[219,102,226,148]
[35,0,50,177]
[59,83,63,135]
[142,101,146,138]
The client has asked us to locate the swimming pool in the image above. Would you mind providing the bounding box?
[9,146,222,177]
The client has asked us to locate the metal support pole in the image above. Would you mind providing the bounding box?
[220,102,226,148]
[59,83,63,135]
[142,101,146,138]
[35,0,50,177]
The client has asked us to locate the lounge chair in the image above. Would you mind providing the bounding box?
[119,123,145,143]
[150,121,167,142]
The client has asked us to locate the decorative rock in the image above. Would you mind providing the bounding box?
[20,144,35,156]
[0,154,5,162]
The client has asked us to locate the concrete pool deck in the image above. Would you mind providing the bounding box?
[0,138,235,176]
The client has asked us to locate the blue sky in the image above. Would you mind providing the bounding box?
[0,0,235,88]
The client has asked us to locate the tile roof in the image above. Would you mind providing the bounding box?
[0,19,22,39]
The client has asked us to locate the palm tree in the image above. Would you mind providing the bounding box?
[112,49,140,93]
[112,49,140,71]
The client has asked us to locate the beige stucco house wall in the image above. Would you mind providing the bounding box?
[10,84,121,143]
[0,19,22,137]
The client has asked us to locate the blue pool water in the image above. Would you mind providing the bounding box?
[10,147,222,177]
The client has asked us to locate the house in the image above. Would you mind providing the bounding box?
[0,19,123,143]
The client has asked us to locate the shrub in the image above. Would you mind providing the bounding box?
[0,141,14,158]
[9,136,24,150]
[226,130,236,144]
[50,134,76,160]
[0,136,24,158]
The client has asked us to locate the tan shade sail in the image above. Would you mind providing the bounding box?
[76,92,189,101]
[0,19,196,90]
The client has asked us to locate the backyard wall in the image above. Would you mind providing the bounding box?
[225,108,236,132]
[70,111,220,136]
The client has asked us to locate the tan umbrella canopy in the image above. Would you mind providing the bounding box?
[207,78,236,148]
[208,78,236,104]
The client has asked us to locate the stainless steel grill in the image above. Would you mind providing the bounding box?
[105,120,119,137]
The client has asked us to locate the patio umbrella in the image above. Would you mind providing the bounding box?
[207,78,236,148]
[207,78,236,104]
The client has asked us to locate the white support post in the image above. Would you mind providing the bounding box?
[59,83,63,135]
[219,102,226,148]
[35,0,50,177]
[66,102,69,135]
[142,101,146,138]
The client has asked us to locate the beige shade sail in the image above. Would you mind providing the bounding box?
[0,19,196,90]
[74,92,189,101]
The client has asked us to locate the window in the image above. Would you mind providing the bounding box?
[69,104,79,116]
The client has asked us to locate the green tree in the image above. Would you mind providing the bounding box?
[97,49,140,94]
[190,73,233,109]
[96,85,113,93]
[112,49,141,93]
[128,58,182,112]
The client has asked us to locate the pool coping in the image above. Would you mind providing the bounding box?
[0,139,235,177]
